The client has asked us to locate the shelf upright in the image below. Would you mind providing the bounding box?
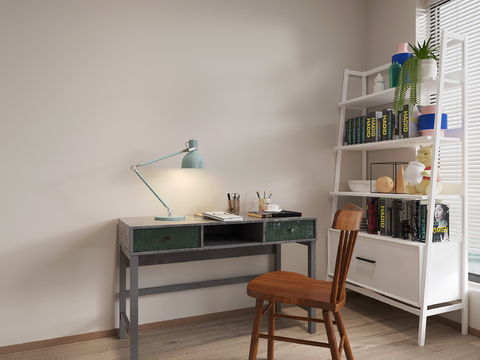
[330,30,468,346]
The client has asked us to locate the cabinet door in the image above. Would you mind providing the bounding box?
[133,227,201,252]
[265,220,315,241]
[328,230,421,306]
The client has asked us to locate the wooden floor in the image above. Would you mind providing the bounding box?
[2,295,480,360]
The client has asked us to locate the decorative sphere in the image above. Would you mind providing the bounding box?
[376,176,395,193]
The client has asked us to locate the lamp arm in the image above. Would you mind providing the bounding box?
[131,166,171,213]
[130,146,197,215]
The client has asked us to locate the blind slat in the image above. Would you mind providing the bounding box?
[427,0,480,275]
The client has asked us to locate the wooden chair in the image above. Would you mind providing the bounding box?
[247,204,364,360]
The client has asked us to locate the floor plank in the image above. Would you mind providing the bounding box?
[1,295,477,360]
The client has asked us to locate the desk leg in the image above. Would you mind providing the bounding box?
[308,241,316,334]
[274,244,282,313]
[130,256,139,360]
[119,249,127,339]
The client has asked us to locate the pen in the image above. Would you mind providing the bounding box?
[227,193,231,200]
[256,191,260,198]
[269,191,272,198]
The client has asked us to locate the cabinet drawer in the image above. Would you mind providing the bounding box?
[265,220,315,241]
[328,230,421,305]
[133,226,201,252]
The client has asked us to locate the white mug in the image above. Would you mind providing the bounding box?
[267,204,279,212]
[404,161,426,185]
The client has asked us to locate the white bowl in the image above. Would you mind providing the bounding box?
[348,180,377,193]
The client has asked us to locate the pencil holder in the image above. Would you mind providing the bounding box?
[258,198,270,211]
[227,198,240,215]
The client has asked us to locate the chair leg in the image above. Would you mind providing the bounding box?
[267,302,275,360]
[323,310,340,360]
[249,299,264,360]
[334,311,354,360]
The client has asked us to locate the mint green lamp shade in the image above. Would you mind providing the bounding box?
[181,139,205,169]
[131,139,204,221]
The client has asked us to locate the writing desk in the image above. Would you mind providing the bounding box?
[117,215,317,360]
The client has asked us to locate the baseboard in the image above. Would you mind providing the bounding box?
[431,315,480,338]
[0,328,118,356]
[0,307,256,356]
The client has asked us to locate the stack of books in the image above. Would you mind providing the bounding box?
[247,210,302,219]
[201,212,243,222]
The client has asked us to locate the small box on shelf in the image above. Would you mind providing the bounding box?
[370,162,409,194]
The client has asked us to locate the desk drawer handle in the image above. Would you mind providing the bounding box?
[165,236,172,241]
[289,228,295,232]
[356,257,376,264]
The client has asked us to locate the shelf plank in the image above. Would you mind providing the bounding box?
[338,77,461,109]
[329,227,425,247]
[329,191,461,200]
[334,136,461,151]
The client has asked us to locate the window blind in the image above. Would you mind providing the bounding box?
[427,0,480,280]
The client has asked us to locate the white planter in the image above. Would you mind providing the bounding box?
[421,59,437,79]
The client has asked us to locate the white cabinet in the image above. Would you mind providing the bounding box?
[329,30,468,346]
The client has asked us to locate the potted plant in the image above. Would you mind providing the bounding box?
[393,36,439,118]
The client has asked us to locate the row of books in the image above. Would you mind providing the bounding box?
[344,105,419,145]
[366,198,449,242]
[196,210,303,221]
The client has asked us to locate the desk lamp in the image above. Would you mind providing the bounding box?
[131,139,204,221]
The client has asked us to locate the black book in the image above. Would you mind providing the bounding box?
[400,104,420,139]
[360,115,366,143]
[378,198,386,235]
[347,118,353,145]
[412,200,420,242]
[367,197,377,234]
[399,200,408,239]
[366,111,381,143]
[392,199,401,238]
[386,110,394,140]
[355,117,361,144]
[351,118,357,145]
[381,110,389,141]
[419,202,428,242]
[385,199,393,236]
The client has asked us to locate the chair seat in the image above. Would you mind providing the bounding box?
[247,271,345,312]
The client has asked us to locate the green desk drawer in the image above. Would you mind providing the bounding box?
[265,220,315,242]
[133,226,201,252]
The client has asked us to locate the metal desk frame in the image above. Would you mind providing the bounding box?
[117,215,317,360]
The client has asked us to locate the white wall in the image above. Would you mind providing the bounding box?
[0,0,369,347]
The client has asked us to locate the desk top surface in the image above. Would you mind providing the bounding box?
[118,214,317,229]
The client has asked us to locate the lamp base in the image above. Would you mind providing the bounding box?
[154,215,185,221]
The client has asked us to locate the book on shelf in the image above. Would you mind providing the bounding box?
[387,109,394,140]
[360,115,366,143]
[202,211,244,222]
[380,109,394,141]
[399,104,420,139]
[433,203,449,242]
[366,111,382,143]
[367,197,377,234]
[352,117,357,144]
[247,210,302,219]
[385,198,393,236]
[378,198,386,235]
[356,116,362,144]
[347,118,353,145]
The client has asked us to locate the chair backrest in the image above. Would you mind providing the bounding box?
[330,204,364,304]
